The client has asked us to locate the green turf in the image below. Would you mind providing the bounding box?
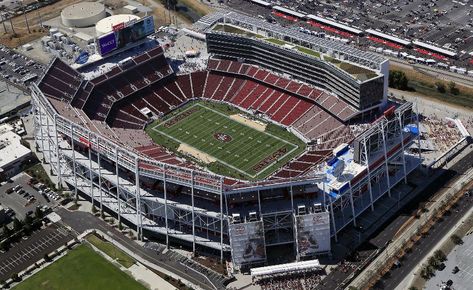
[12,245,147,290]
[146,101,305,180]
[86,234,135,268]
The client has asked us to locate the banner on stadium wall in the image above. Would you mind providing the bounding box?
[98,32,117,55]
[97,16,155,56]
[113,22,125,32]
[75,51,89,64]
[229,221,266,266]
[295,212,331,257]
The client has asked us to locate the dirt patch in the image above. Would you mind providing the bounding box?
[0,0,83,47]
[137,0,192,29]
[230,114,266,132]
[178,143,216,164]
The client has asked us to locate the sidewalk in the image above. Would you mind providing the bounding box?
[80,229,203,290]
[83,232,177,290]
[349,167,473,288]
[395,206,473,290]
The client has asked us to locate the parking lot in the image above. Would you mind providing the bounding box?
[423,221,473,290]
[227,0,473,68]
[0,172,57,220]
[0,45,44,89]
[0,224,74,281]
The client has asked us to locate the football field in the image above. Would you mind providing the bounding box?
[147,102,304,179]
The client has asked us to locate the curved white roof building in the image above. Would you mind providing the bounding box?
[95,14,140,36]
[61,2,107,28]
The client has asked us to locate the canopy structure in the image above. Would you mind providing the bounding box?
[412,40,457,57]
[307,15,363,35]
[251,260,321,278]
[251,0,271,7]
[365,29,411,46]
[272,6,306,19]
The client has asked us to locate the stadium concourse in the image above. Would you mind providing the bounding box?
[250,260,323,290]
[30,11,422,275]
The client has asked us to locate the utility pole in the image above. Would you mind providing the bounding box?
[37,10,43,28]
[9,16,15,35]
[22,5,30,34]
[0,10,7,33]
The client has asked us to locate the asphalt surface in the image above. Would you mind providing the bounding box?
[374,195,473,290]
[56,208,220,290]
[0,173,57,220]
[372,149,473,289]
[0,45,43,89]
[318,147,473,289]
[0,224,73,281]
[226,0,473,72]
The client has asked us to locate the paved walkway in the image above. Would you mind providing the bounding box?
[128,263,177,290]
[424,231,473,290]
[350,165,473,288]
[396,206,473,290]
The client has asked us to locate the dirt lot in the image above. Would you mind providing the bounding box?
[0,0,84,48]
[138,0,212,28]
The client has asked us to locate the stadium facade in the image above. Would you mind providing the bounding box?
[31,12,421,271]
[198,11,389,111]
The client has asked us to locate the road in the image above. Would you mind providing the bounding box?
[389,58,473,89]
[56,208,219,290]
[372,149,473,289]
[374,195,473,289]
[324,147,473,289]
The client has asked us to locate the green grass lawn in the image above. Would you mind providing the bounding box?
[146,101,305,180]
[12,245,147,290]
[86,234,135,268]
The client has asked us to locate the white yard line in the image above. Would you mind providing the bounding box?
[152,103,300,178]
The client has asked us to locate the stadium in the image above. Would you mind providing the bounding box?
[31,11,421,271]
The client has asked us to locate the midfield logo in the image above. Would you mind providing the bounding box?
[213,132,232,143]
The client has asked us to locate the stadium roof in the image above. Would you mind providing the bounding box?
[272,6,306,18]
[307,15,363,35]
[412,40,457,57]
[365,29,411,46]
[197,11,386,70]
[251,0,271,7]
[251,260,321,277]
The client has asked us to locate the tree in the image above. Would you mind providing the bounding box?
[2,225,11,237]
[10,273,20,282]
[448,81,460,95]
[35,207,43,220]
[161,0,178,10]
[451,234,463,245]
[434,250,446,262]
[435,81,446,93]
[0,241,8,252]
[389,70,409,90]
[23,223,32,236]
[12,218,22,232]
[24,215,33,227]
